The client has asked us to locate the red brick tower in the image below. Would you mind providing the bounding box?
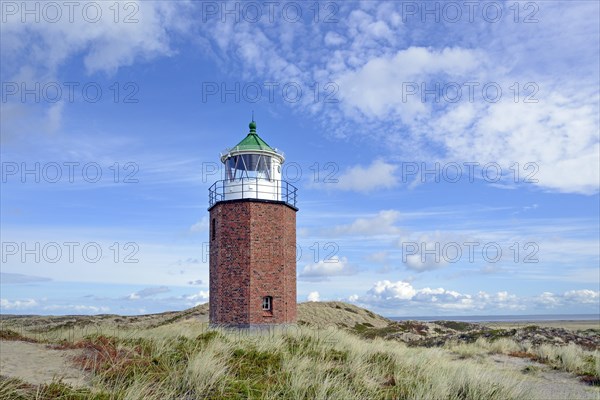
[208,119,298,327]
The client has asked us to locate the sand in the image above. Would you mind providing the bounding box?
[487,354,600,400]
[482,320,600,331]
[0,340,89,387]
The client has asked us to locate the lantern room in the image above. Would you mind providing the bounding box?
[209,120,297,208]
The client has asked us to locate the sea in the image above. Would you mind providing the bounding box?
[389,314,600,322]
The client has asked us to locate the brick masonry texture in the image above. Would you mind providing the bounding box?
[209,200,297,326]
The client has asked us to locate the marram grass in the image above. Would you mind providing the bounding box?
[1,325,534,400]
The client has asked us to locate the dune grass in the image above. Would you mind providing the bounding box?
[2,324,534,399]
[3,303,598,399]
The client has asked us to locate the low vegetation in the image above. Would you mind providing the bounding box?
[1,326,531,399]
[447,338,600,386]
[1,302,598,399]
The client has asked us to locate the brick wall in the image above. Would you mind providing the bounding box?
[209,200,297,326]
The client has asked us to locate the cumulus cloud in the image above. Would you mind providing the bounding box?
[299,256,355,280]
[185,290,209,306]
[535,290,600,308]
[368,280,416,300]
[334,160,399,192]
[0,298,38,310]
[563,290,599,304]
[351,280,524,312]
[307,291,320,302]
[351,281,599,313]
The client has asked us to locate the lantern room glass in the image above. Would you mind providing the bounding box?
[225,154,272,181]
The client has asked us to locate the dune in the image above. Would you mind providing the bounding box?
[1,302,598,399]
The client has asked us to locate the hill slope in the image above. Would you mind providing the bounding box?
[0,301,389,331]
[297,301,390,328]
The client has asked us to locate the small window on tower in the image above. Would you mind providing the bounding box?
[262,296,272,311]
[211,218,216,241]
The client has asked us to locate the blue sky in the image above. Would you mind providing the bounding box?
[1,1,599,317]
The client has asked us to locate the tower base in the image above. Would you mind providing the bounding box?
[209,199,297,326]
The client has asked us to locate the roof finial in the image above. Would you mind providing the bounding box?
[249,112,256,133]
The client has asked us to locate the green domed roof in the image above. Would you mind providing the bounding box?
[231,120,275,152]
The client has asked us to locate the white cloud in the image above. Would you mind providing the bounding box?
[352,280,525,311]
[1,1,192,141]
[127,286,170,300]
[398,231,463,272]
[0,298,38,310]
[438,95,600,195]
[185,290,209,306]
[334,160,398,192]
[2,1,191,76]
[334,45,599,194]
[535,292,560,307]
[352,281,599,313]
[404,253,447,272]
[299,256,355,279]
[331,209,401,235]
[368,280,416,300]
[536,290,600,308]
[43,304,109,313]
[193,3,599,194]
[307,291,320,302]
[324,31,346,46]
[563,290,599,304]
[337,46,482,121]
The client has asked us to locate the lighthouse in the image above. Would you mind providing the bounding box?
[208,119,298,327]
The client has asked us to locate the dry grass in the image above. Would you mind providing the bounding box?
[2,324,533,399]
[2,303,597,398]
[297,301,390,329]
[445,337,600,385]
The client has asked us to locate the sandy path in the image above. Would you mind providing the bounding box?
[489,354,600,400]
[0,340,89,387]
